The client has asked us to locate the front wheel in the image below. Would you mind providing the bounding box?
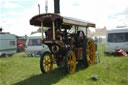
[40,52,53,73]
[64,51,76,74]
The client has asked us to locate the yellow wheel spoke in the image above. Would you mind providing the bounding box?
[86,40,95,65]
[41,52,53,73]
[66,51,76,73]
[68,60,71,65]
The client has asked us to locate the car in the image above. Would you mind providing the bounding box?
[17,40,26,52]
[25,33,50,57]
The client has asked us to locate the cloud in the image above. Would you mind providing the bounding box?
[4,3,22,8]
[1,0,128,36]
[7,0,19,1]
[116,8,128,16]
[1,0,22,8]
[1,0,39,36]
[107,7,128,28]
[8,12,18,15]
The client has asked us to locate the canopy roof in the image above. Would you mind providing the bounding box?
[30,13,95,28]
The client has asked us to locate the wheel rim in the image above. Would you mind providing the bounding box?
[42,53,53,72]
[66,51,76,73]
[86,40,95,65]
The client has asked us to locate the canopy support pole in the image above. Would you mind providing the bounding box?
[53,21,56,40]
[86,26,88,37]
[41,23,44,40]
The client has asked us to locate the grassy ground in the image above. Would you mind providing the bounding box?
[0,44,128,85]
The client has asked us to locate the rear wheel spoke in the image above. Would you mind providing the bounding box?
[85,40,95,65]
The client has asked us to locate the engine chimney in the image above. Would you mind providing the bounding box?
[0,28,2,32]
[54,0,60,14]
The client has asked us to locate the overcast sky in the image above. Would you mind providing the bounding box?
[0,0,128,36]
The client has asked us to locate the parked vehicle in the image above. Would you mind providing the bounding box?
[0,32,17,56]
[30,14,96,73]
[30,0,96,74]
[105,28,128,54]
[25,33,50,57]
[16,37,26,52]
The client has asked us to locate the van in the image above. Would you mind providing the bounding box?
[105,28,128,54]
[25,33,50,57]
[0,32,17,56]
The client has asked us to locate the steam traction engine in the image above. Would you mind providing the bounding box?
[30,0,96,74]
[30,13,96,73]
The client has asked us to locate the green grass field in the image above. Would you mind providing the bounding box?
[0,44,128,85]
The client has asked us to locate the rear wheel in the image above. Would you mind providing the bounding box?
[83,39,95,67]
[65,51,76,73]
[40,52,53,73]
[86,39,95,65]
